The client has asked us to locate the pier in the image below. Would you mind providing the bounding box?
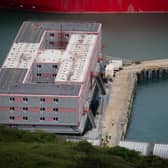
[102,59,168,147]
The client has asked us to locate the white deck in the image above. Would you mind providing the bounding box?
[55,34,97,82]
[35,49,64,63]
[2,43,40,69]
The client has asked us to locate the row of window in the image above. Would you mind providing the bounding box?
[40,98,59,102]
[10,107,59,112]
[49,33,69,39]
[36,64,58,68]
[36,73,57,77]
[9,116,58,121]
[9,97,59,103]
[10,97,29,102]
[9,116,28,120]
[40,117,58,121]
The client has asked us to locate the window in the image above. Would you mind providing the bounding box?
[53,117,58,121]
[52,64,57,69]
[65,33,70,39]
[23,97,28,102]
[53,98,59,102]
[40,98,45,102]
[23,107,28,110]
[50,33,54,37]
[49,41,54,45]
[53,108,58,112]
[52,73,57,77]
[37,73,41,77]
[23,116,28,120]
[9,116,15,120]
[9,97,15,102]
[37,64,41,68]
[23,107,28,112]
[10,107,15,111]
[40,117,45,120]
[40,107,45,112]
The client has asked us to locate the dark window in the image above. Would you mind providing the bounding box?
[10,97,15,101]
[9,116,15,120]
[37,73,41,77]
[40,107,45,111]
[23,107,28,111]
[52,64,57,68]
[40,98,45,102]
[50,33,55,37]
[53,98,59,102]
[23,116,28,120]
[40,117,45,120]
[49,41,54,45]
[52,74,57,77]
[10,107,15,111]
[23,97,28,102]
[53,117,58,121]
[53,108,58,112]
[37,64,41,68]
[65,34,70,39]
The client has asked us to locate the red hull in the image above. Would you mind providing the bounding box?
[1,0,168,13]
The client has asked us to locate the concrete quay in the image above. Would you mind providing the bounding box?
[102,59,168,147]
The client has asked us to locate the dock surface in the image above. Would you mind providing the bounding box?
[102,59,168,146]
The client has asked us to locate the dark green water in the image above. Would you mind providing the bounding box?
[126,80,168,143]
[0,10,168,143]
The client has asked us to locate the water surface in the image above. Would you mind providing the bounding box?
[0,10,168,62]
[126,80,168,143]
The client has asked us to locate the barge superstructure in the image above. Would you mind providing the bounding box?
[0,22,104,134]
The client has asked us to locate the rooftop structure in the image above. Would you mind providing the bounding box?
[0,21,103,134]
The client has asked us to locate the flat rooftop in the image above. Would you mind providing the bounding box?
[0,21,101,96]
[15,21,100,43]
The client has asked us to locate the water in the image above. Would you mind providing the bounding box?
[1,10,168,62]
[126,80,168,143]
[0,10,168,143]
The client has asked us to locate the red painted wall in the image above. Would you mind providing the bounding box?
[1,0,168,13]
